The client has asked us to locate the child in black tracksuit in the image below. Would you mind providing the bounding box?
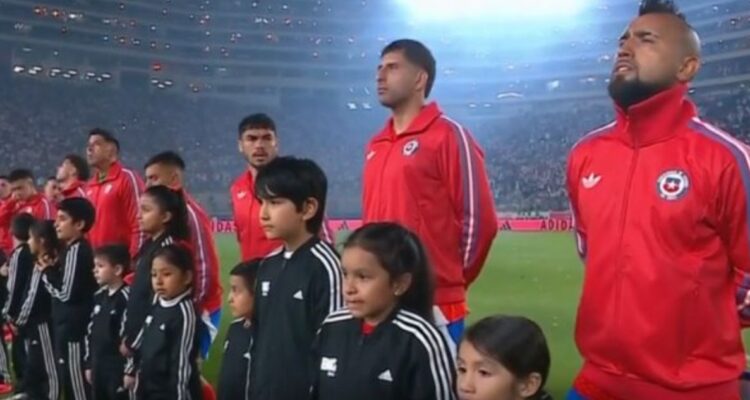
[311,223,457,400]
[84,244,131,400]
[20,219,60,400]
[39,198,98,400]
[131,244,201,400]
[0,249,12,392]
[249,157,344,400]
[3,213,36,396]
[121,185,190,356]
[217,260,260,400]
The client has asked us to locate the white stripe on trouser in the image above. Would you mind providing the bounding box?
[432,306,457,358]
[39,324,59,400]
[69,342,87,400]
[0,339,11,382]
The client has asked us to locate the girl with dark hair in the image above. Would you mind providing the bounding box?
[121,185,191,358]
[133,244,202,400]
[457,315,552,400]
[311,222,456,400]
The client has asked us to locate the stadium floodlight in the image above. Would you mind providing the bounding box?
[13,65,25,73]
[396,0,590,21]
[101,73,112,79]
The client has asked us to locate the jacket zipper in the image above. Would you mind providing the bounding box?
[613,119,638,366]
[377,139,397,217]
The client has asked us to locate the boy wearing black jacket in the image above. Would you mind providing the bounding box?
[84,244,130,400]
[39,197,98,400]
[249,157,343,400]
[0,250,12,394]
[3,213,36,397]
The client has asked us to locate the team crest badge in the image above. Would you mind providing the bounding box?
[657,170,689,201]
[104,184,113,194]
[402,140,419,156]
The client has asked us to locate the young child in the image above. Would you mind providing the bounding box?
[84,244,130,400]
[311,222,456,400]
[457,316,552,400]
[38,197,97,400]
[0,249,12,395]
[218,260,260,400]
[249,156,343,400]
[133,244,201,400]
[19,219,59,400]
[3,213,35,398]
[121,185,190,356]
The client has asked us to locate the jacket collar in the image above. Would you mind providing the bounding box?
[612,83,697,148]
[92,161,123,185]
[61,180,85,197]
[159,289,192,308]
[375,102,443,142]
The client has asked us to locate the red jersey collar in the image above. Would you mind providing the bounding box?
[19,193,44,208]
[613,83,697,148]
[378,102,443,141]
[61,180,85,197]
[92,161,124,184]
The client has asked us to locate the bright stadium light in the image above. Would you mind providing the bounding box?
[397,0,591,21]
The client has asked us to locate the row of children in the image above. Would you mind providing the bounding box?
[1,155,553,400]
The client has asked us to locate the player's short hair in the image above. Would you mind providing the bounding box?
[145,151,186,171]
[10,213,35,241]
[94,244,131,275]
[58,197,96,233]
[255,156,328,235]
[238,113,277,138]
[89,128,120,152]
[381,39,436,98]
[64,154,90,181]
[639,0,685,20]
[8,169,34,183]
[230,259,262,294]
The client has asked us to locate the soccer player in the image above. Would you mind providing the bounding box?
[362,39,497,344]
[8,169,55,221]
[56,154,90,200]
[231,114,284,261]
[42,177,61,204]
[0,175,14,255]
[144,151,223,358]
[566,1,750,398]
[85,128,144,258]
[249,156,343,400]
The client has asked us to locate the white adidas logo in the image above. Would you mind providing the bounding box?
[378,369,393,382]
[293,290,304,300]
[582,173,602,189]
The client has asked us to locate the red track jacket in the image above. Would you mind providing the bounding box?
[185,192,223,314]
[231,171,283,262]
[86,161,144,258]
[362,102,497,307]
[0,198,12,255]
[17,194,56,221]
[567,84,749,400]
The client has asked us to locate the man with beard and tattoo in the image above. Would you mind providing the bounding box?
[566,1,750,399]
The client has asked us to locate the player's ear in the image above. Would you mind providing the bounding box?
[301,198,319,222]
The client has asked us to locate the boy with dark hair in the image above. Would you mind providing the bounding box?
[85,244,130,400]
[249,156,343,400]
[39,197,98,400]
[3,213,35,397]
[218,259,261,400]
